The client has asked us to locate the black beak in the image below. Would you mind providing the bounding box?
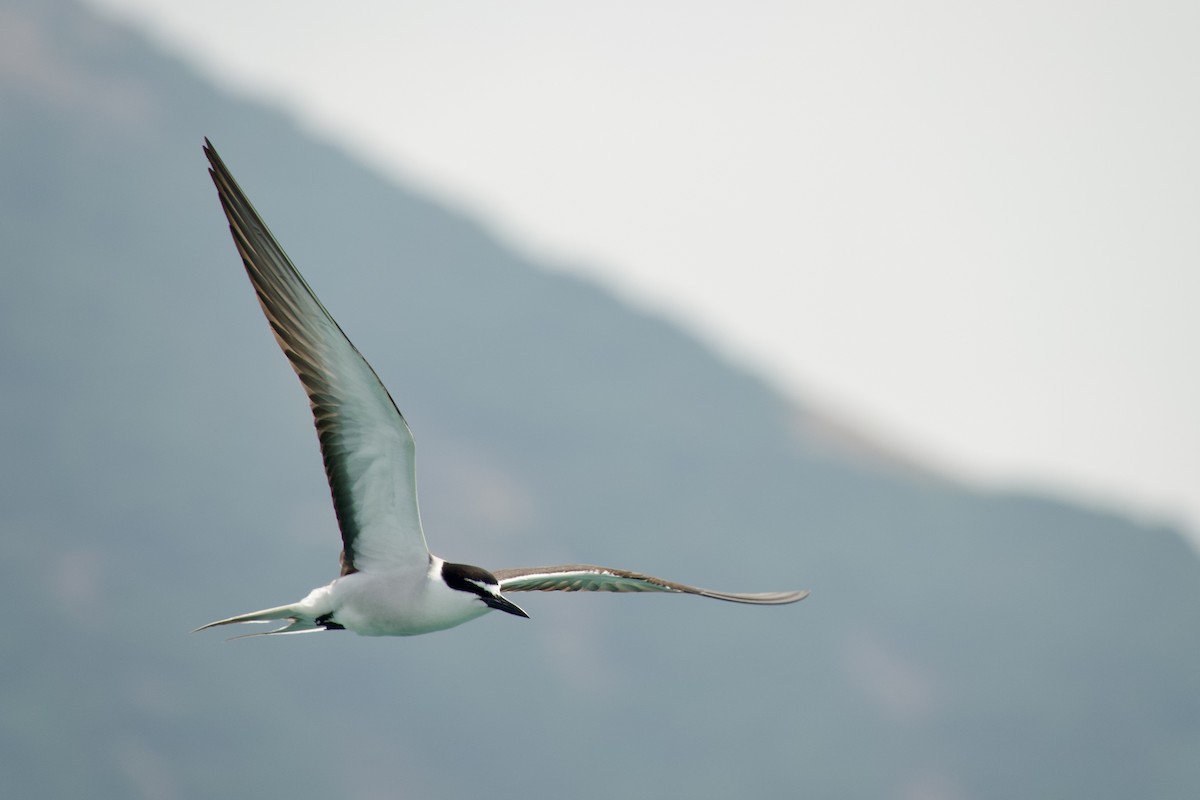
[484,593,530,619]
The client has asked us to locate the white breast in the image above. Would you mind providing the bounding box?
[328,559,492,636]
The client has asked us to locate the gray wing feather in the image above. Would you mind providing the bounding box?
[494,565,808,605]
[205,140,430,575]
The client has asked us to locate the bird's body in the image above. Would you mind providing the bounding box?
[196,140,807,639]
[323,564,472,637]
[207,558,499,637]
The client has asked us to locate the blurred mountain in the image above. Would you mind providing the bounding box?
[2,0,1199,797]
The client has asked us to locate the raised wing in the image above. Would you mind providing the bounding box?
[205,140,430,575]
[494,565,808,605]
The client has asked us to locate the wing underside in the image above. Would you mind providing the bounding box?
[494,565,808,605]
[205,140,430,575]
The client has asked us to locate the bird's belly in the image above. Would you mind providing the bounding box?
[329,571,490,636]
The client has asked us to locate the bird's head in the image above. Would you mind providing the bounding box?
[440,562,530,619]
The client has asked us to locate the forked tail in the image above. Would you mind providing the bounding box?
[192,604,326,639]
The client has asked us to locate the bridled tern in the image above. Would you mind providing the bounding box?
[195,140,808,638]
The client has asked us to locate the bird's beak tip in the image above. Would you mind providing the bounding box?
[485,594,530,619]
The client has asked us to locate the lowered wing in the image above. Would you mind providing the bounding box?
[495,565,808,605]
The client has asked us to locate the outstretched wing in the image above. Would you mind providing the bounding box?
[205,140,430,575]
[494,565,808,605]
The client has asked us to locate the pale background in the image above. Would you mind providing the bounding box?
[85,0,1200,542]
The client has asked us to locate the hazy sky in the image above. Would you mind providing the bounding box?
[85,0,1199,541]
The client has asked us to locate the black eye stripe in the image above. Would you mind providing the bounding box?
[441,562,500,598]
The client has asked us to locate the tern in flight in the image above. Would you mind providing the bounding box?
[195,140,808,638]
